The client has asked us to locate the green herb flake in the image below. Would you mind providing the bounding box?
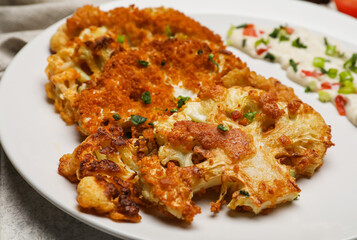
[242,39,247,48]
[235,23,248,29]
[269,28,279,38]
[305,86,311,93]
[279,35,290,42]
[239,190,250,197]
[138,60,149,67]
[324,37,329,46]
[320,68,328,74]
[292,37,307,49]
[197,49,203,55]
[208,53,219,70]
[130,115,147,125]
[254,38,269,48]
[177,96,190,108]
[170,108,178,113]
[243,111,257,122]
[290,169,296,178]
[264,52,275,62]
[217,124,229,132]
[164,25,173,37]
[141,91,151,104]
[343,53,357,70]
[112,113,121,121]
[116,35,125,44]
[148,122,154,126]
[294,194,300,200]
[289,59,298,73]
[161,60,166,66]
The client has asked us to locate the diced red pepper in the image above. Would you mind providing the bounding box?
[256,48,268,55]
[259,30,265,34]
[321,82,332,89]
[243,24,257,37]
[332,83,341,86]
[284,26,294,35]
[335,95,347,116]
[301,70,323,78]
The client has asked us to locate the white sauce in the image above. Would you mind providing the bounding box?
[227,24,357,126]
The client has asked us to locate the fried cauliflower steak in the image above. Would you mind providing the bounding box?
[46,5,223,125]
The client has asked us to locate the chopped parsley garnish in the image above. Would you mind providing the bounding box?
[269,28,279,38]
[217,124,229,132]
[320,68,328,74]
[305,86,311,93]
[243,111,257,122]
[292,37,307,49]
[170,108,178,113]
[138,60,149,67]
[324,37,329,46]
[294,194,300,200]
[343,53,357,70]
[264,52,275,62]
[177,96,190,108]
[197,49,203,55]
[279,35,289,42]
[148,122,154,126]
[239,190,250,197]
[290,169,296,178]
[208,53,219,70]
[161,60,166,66]
[235,23,248,29]
[289,59,298,73]
[116,35,125,44]
[242,39,246,48]
[112,113,121,121]
[130,115,147,125]
[141,91,151,104]
[164,25,173,37]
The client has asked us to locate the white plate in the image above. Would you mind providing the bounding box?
[1,0,357,239]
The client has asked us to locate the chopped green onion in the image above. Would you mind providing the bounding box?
[208,54,219,70]
[197,49,203,55]
[138,60,149,67]
[308,81,317,91]
[227,25,235,37]
[243,111,257,122]
[242,39,247,48]
[254,38,269,48]
[170,108,178,113]
[164,25,173,37]
[116,35,125,44]
[313,57,325,68]
[279,35,290,42]
[177,96,190,108]
[339,71,354,82]
[289,59,298,72]
[292,37,307,49]
[325,45,336,56]
[305,86,311,93]
[217,124,229,132]
[130,115,147,125]
[290,169,296,178]
[338,85,355,94]
[161,60,166,66]
[343,53,357,70]
[351,66,357,74]
[235,23,248,29]
[239,190,250,197]
[318,91,331,102]
[327,68,338,79]
[141,91,151,104]
[323,37,329,46]
[264,52,275,62]
[112,113,121,121]
[269,28,279,38]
